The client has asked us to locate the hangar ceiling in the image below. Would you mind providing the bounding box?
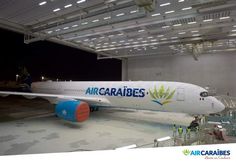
[0,0,235,60]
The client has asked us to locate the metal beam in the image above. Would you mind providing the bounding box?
[31,1,136,32]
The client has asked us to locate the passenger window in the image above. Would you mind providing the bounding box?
[200,92,208,97]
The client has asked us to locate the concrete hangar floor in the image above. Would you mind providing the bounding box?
[2,96,236,155]
[0,96,195,155]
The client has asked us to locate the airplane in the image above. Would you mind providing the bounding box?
[0,81,225,123]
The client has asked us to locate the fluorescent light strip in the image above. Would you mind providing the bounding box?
[220,16,230,20]
[92,19,99,22]
[165,10,175,14]
[64,4,72,8]
[55,29,60,32]
[157,35,164,37]
[77,0,86,4]
[116,13,125,17]
[178,0,184,2]
[72,24,78,28]
[178,32,186,35]
[161,38,167,41]
[182,7,192,10]
[160,3,171,7]
[191,30,199,33]
[192,34,200,37]
[81,22,88,25]
[104,16,111,20]
[53,8,60,12]
[188,21,197,25]
[203,19,213,22]
[39,1,47,6]
[138,29,145,32]
[232,29,236,32]
[173,24,182,27]
[130,10,138,14]
[63,27,69,30]
[152,13,161,16]
[162,26,170,28]
[234,25,236,27]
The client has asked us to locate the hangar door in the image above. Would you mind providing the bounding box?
[177,88,185,101]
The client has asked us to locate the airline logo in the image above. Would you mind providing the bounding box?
[149,85,175,106]
[85,86,145,97]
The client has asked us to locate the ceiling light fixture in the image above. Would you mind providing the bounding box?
[178,32,186,34]
[188,21,197,25]
[81,22,88,25]
[182,7,192,10]
[39,1,47,6]
[116,13,125,17]
[165,10,175,14]
[138,29,145,32]
[151,13,161,16]
[192,34,200,37]
[203,19,213,22]
[104,16,111,20]
[220,16,230,20]
[160,3,171,7]
[130,10,138,14]
[77,0,86,4]
[72,24,78,28]
[53,8,60,12]
[92,19,99,23]
[173,24,182,27]
[162,26,170,28]
[64,4,72,8]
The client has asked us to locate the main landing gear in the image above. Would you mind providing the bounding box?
[90,107,99,112]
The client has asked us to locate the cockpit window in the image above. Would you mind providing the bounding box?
[200,91,208,97]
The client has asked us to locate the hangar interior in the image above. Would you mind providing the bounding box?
[0,0,236,155]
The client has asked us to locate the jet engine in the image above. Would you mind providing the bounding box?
[55,100,90,122]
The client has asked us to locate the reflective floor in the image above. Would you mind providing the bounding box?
[0,96,193,155]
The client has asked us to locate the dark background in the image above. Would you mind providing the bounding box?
[0,28,121,82]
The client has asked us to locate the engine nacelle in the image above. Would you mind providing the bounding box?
[55,101,90,122]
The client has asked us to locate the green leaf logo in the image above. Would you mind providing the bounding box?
[149,85,175,106]
[183,149,191,156]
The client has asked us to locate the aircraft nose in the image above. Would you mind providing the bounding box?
[212,98,225,113]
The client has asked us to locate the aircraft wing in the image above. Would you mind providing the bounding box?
[0,91,110,106]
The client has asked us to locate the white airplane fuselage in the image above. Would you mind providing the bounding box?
[31,81,225,115]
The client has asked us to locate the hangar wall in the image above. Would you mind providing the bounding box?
[125,52,236,97]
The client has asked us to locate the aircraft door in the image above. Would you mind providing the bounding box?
[177,88,185,101]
